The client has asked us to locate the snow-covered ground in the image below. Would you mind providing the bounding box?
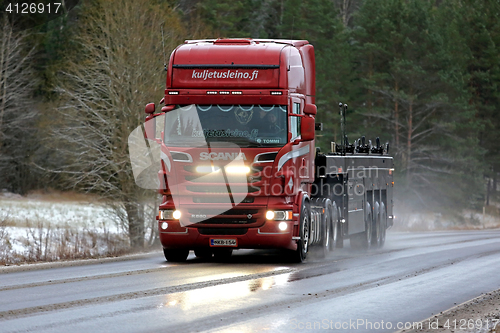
[0,197,120,231]
[0,192,130,265]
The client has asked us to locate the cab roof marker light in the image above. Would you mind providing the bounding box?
[168,91,179,95]
[231,91,242,94]
[219,91,230,95]
[270,91,282,95]
[207,91,218,95]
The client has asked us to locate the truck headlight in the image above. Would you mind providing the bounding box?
[159,210,181,220]
[266,211,275,220]
[266,210,293,221]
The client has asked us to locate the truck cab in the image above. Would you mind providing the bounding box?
[153,39,318,261]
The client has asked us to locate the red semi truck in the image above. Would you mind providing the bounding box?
[142,38,394,262]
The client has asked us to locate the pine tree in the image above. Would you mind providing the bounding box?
[352,0,483,209]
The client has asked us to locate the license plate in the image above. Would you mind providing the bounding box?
[210,238,237,247]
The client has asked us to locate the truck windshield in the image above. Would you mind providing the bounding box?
[163,104,287,147]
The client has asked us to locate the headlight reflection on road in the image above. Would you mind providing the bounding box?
[160,272,292,312]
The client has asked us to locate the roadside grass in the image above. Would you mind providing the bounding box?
[0,218,131,266]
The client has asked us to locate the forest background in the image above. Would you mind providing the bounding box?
[1,0,499,248]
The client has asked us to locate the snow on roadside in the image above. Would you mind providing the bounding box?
[0,198,120,232]
[0,193,130,265]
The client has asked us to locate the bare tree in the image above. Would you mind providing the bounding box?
[53,0,184,248]
[333,0,362,27]
[0,16,38,194]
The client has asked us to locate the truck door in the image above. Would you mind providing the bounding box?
[291,97,314,182]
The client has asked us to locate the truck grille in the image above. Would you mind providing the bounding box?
[188,208,259,215]
[187,208,261,225]
[181,164,262,195]
[199,218,256,225]
[192,196,254,203]
[197,228,248,235]
[186,185,260,194]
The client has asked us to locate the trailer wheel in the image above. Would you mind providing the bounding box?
[350,212,372,250]
[336,206,344,249]
[290,202,310,263]
[378,203,387,248]
[315,199,332,258]
[329,201,338,251]
[372,201,382,247]
[163,248,189,262]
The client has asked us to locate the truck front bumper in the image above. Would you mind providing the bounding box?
[159,220,297,251]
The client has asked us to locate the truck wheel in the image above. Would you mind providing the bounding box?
[329,201,338,252]
[290,202,310,263]
[379,203,387,248]
[350,212,372,250]
[336,206,344,249]
[194,248,213,259]
[213,248,233,262]
[315,199,332,258]
[372,201,382,247]
[163,248,189,262]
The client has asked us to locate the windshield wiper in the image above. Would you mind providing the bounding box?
[208,137,260,147]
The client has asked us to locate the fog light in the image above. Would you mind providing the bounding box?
[278,222,287,231]
[161,222,168,230]
[173,210,181,219]
[266,211,275,220]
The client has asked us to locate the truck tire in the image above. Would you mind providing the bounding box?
[379,203,387,248]
[372,201,382,247]
[194,248,213,259]
[315,198,332,258]
[336,206,344,249]
[163,248,189,262]
[329,201,338,251]
[213,248,233,262]
[290,201,310,263]
[350,212,372,250]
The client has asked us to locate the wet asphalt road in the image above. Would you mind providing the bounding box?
[1,230,500,333]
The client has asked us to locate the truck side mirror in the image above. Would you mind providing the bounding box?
[304,103,317,115]
[145,103,155,114]
[300,116,315,141]
[144,103,156,139]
